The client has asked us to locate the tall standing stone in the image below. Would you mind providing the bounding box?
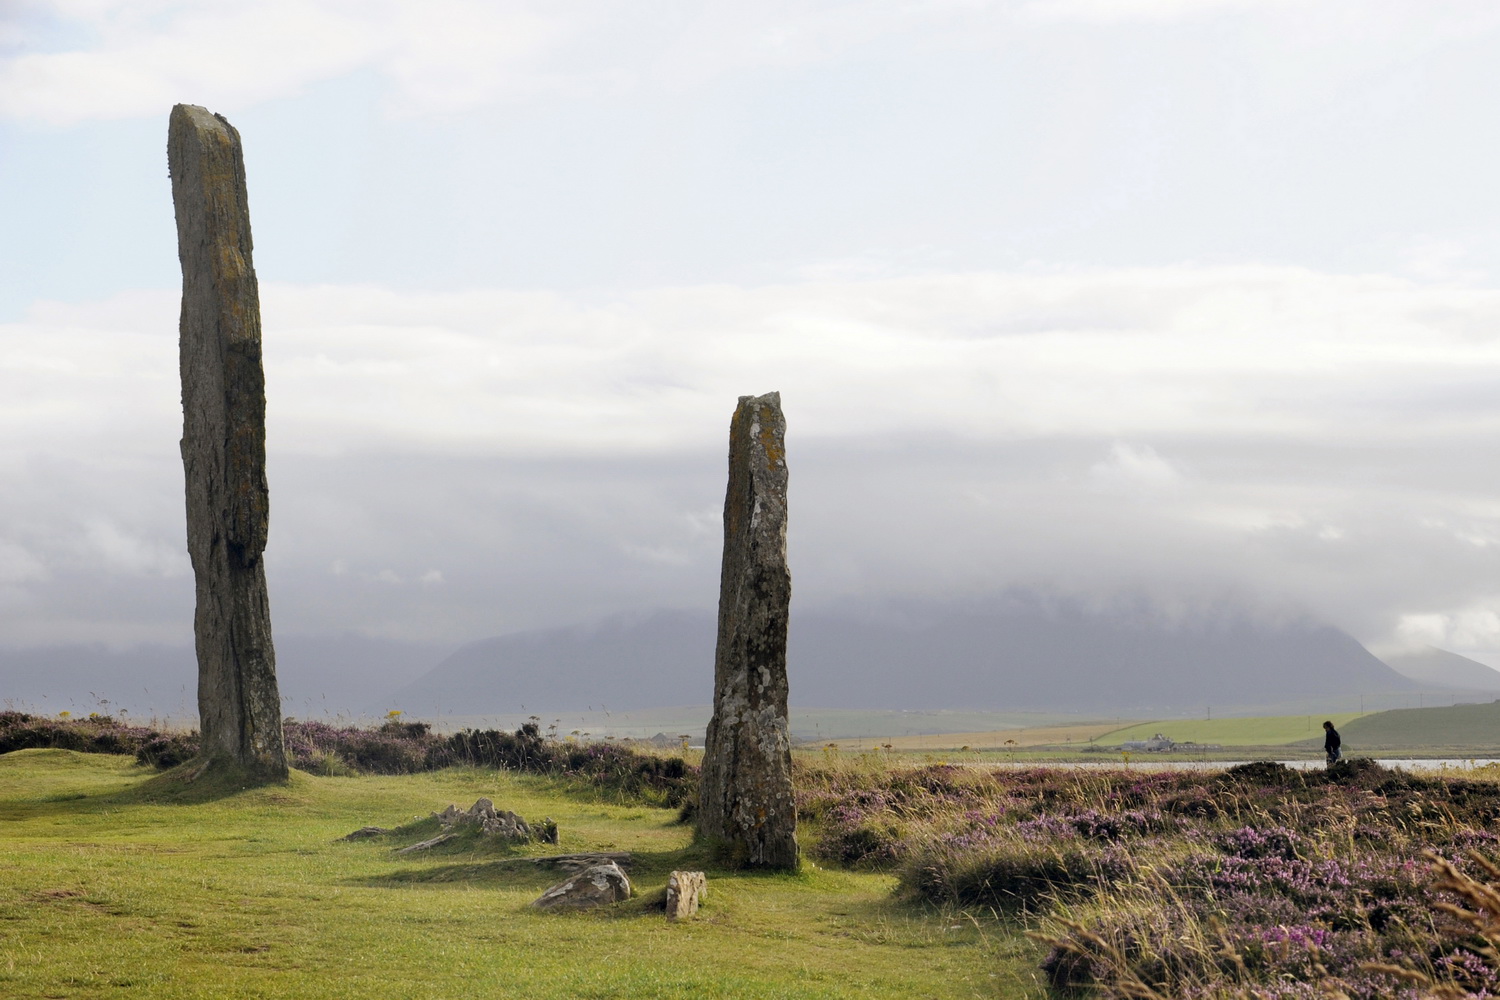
[697,392,797,868]
[168,104,287,781]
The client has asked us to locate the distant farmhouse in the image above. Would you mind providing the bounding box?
[1119,733,1222,752]
[1121,733,1177,752]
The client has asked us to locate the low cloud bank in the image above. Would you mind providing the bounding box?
[1,265,1498,662]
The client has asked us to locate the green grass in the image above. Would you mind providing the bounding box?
[0,750,1041,999]
[1098,712,1369,747]
[1342,699,1500,748]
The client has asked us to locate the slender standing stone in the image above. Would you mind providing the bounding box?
[697,392,797,868]
[168,104,287,781]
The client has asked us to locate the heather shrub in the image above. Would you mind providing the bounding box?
[443,724,695,806]
[1,710,695,805]
[0,710,195,765]
[136,732,198,769]
[797,755,1500,998]
[282,719,446,774]
[900,832,1136,910]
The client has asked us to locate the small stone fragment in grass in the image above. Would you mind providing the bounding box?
[665,870,707,920]
[394,833,457,855]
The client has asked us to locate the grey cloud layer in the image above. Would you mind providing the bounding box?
[2,266,1498,661]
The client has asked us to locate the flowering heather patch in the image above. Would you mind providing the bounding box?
[796,756,1500,998]
[0,710,195,766]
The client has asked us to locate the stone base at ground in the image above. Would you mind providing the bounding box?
[531,862,632,910]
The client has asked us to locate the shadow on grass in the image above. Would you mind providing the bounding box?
[347,839,824,903]
[120,759,300,804]
[0,749,312,822]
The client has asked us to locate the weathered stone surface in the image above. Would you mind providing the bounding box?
[531,862,631,910]
[697,392,798,869]
[665,870,707,920]
[168,104,286,782]
[337,826,390,841]
[432,798,556,843]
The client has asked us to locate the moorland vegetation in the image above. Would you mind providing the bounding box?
[5,710,1500,997]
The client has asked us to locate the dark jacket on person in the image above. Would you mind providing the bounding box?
[1324,726,1341,754]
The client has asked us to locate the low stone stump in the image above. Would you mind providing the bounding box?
[339,798,558,850]
[437,797,552,842]
[665,870,707,920]
[531,862,631,910]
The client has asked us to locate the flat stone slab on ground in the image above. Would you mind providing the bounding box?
[394,833,457,855]
[531,861,632,910]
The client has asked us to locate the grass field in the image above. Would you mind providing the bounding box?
[1344,699,1500,748]
[1097,712,1370,748]
[826,721,1124,751]
[816,713,1372,755]
[0,749,1039,999]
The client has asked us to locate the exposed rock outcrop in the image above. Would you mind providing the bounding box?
[433,797,558,843]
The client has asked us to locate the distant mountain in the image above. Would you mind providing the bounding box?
[1,598,1427,719]
[382,597,1419,716]
[0,633,450,718]
[1378,646,1500,692]
[377,610,715,718]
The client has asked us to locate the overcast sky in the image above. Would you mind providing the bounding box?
[3,0,1500,667]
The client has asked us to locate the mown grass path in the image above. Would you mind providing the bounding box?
[0,750,1038,999]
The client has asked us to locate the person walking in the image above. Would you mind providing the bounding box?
[1323,720,1342,766]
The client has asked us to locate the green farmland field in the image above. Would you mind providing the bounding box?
[0,749,1036,1000]
[1099,712,1369,747]
[1343,699,1500,749]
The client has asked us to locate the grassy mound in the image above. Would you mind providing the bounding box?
[1343,700,1500,749]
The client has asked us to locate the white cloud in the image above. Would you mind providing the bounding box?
[0,0,561,124]
[8,0,1500,124]
[3,0,973,123]
[5,263,1500,646]
[243,266,1500,459]
[0,540,48,586]
[1397,605,1500,652]
[1088,443,1183,495]
[1018,0,1273,23]
[81,519,185,577]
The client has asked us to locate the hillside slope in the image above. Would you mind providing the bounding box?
[1340,700,1500,748]
[1379,646,1500,692]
